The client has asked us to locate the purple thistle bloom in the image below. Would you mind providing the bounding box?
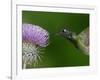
[22,23,49,47]
[22,23,49,69]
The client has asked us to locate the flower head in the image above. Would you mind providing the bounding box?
[22,23,49,47]
[22,23,49,68]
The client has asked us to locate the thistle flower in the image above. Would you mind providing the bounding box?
[22,23,49,69]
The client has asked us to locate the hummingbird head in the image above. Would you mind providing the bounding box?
[58,27,78,48]
[59,28,76,41]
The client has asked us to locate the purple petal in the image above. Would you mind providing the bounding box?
[22,23,49,47]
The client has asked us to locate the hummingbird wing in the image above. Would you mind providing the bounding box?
[76,27,89,55]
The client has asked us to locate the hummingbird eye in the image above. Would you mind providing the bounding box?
[62,29,67,33]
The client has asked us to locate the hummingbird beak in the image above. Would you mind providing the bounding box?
[55,31,62,36]
[55,33,59,35]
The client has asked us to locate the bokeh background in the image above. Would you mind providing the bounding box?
[22,11,89,68]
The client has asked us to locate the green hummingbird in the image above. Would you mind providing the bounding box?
[59,27,89,55]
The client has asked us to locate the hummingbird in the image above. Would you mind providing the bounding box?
[58,27,89,55]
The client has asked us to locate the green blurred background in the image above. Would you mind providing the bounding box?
[22,11,89,68]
